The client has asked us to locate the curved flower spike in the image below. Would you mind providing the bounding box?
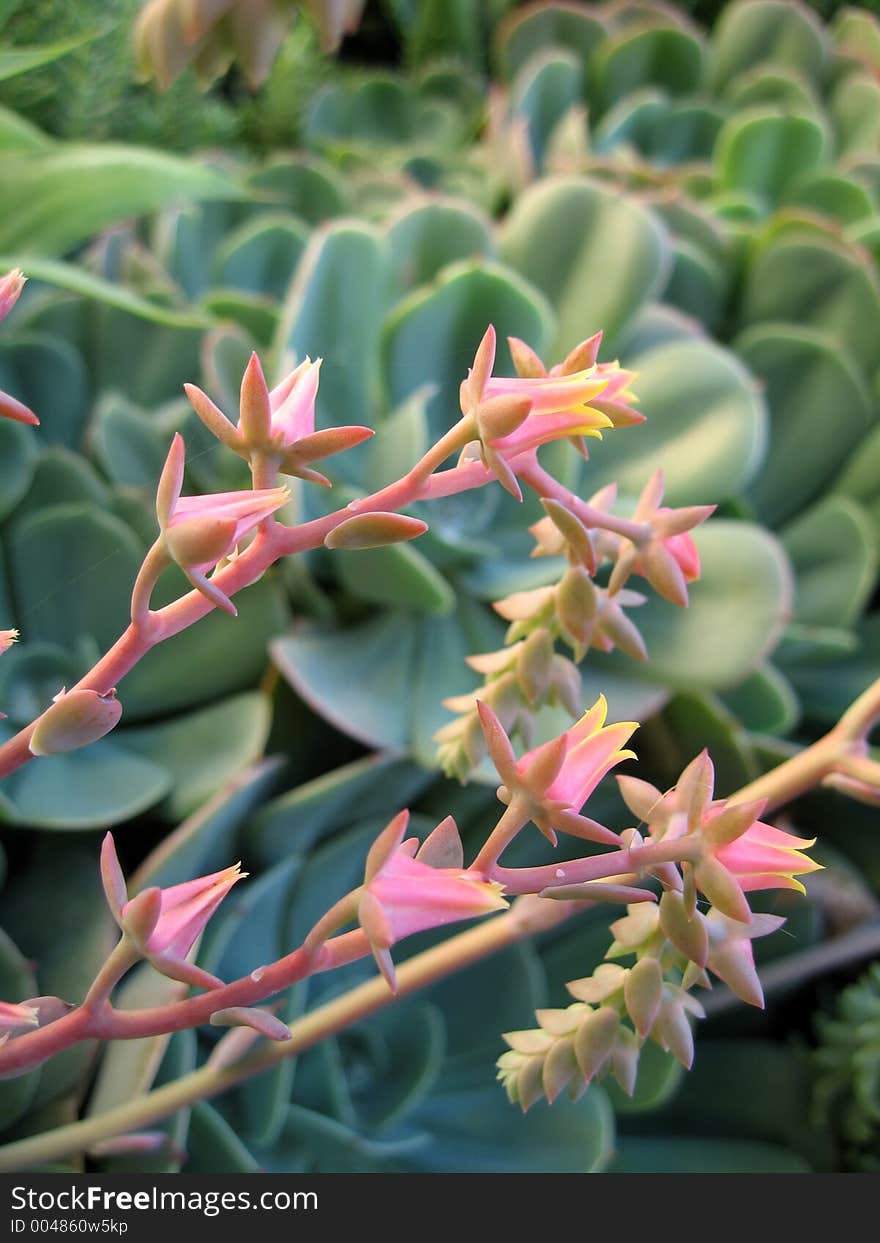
[101,832,245,991]
[154,433,289,614]
[185,352,372,486]
[0,270,39,426]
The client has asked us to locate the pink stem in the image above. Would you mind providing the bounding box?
[492,839,700,895]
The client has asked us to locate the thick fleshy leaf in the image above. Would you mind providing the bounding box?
[510,51,583,172]
[494,4,606,79]
[121,693,272,822]
[0,333,88,448]
[715,110,827,210]
[737,324,873,526]
[738,234,880,377]
[592,21,705,112]
[499,176,671,355]
[781,497,877,629]
[708,0,828,91]
[9,502,143,652]
[0,416,37,521]
[385,200,494,296]
[587,337,767,505]
[275,222,388,433]
[212,215,308,301]
[0,739,170,830]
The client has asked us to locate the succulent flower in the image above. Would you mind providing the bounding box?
[358,812,508,990]
[478,694,637,845]
[186,352,373,485]
[154,432,289,613]
[101,832,245,991]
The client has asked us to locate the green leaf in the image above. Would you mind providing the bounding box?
[212,214,309,302]
[0,415,37,521]
[0,332,89,448]
[121,692,272,822]
[831,72,880,157]
[784,173,875,226]
[275,221,388,432]
[0,103,52,152]
[92,395,169,490]
[0,30,99,81]
[333,543,456,614]
[589,337,767,505]
[382,259,553,441]
[186,1103,261,1173]
[782,615,880,726]
[738,234,880,377]
[499,176,670,355]
[720,663,800,735]
[402,1082,614,1173]
[272,599,500,764]
[781,496,877,629]
[133,757,283,891]
[709,0,828,91]
[592,22,705,112]
[0,145,242,256]
[0,256,213,327]
[249,157,349,224]
[1,840,115,1105]
[715,109,827,210]
[833,420,880,539]
[122,577,288,720]
[509,50,583,172]
[0,739,170,830]
[386,200,494,297]
[736,324,873,526]
[494,3,606,80]
[9,502,143,652]
[244,754,433,867]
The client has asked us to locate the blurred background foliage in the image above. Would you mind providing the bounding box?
[0,0,879,1173]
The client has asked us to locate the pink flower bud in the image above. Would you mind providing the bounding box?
[0,270,39,427]
[29,688,122,756]
[0,629,18,656]
[0,269,25,323]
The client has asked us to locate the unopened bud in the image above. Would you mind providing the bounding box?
[659,891,709,967]
[210,1007,291,1041]
[515,629,554,705]
[325,511,428,550]
[574,1006,619,1080]
[29,688,122,756]
[624,957,663,1037]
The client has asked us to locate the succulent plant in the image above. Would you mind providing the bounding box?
[0,0,879,1177]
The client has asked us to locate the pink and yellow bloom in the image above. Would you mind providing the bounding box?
[155,432,289,613]
[101,832,245,990]
[358,812,507,989]
[0,629,18,656]
[478,695,637,845]
[712,818,820,895]
[185,352,372,485]
[0,270,38,427]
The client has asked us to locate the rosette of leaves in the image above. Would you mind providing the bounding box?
[0,750,833,1172]
[813,961,880,1171]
